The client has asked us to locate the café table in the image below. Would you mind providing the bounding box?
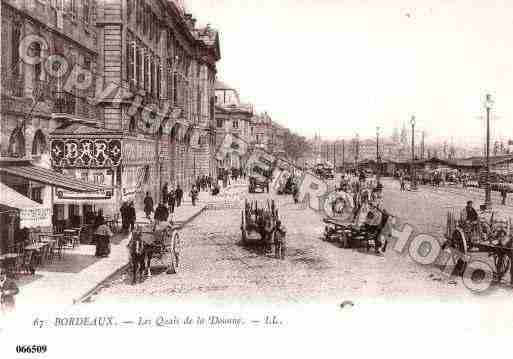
[39,234,62,261]
[25,243,49,266]
[0,253,20,276]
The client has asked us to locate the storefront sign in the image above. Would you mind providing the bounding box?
[19,207,51,228]
[56,169,114,200]
[51,139,122,168]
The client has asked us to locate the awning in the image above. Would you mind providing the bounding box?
[0,165,107,192]
[0,182,51,228]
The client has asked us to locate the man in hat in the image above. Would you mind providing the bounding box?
[273,220,287,260]
[0,269,19,313]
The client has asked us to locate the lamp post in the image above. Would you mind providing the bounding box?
[484,94,494,208]
[376,126,381,184]
[410,116,417,190]
[355,133,360,173]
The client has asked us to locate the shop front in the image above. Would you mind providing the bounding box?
[50,124,122,242]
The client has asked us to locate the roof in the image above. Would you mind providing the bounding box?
[453,155,513,168]
[50,123,123,138]
[0,164,108,192]
[413,157,456,167]
[215,80,233,91]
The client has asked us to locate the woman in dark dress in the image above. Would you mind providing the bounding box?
[94,218,113,257]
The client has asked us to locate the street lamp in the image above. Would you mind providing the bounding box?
[355,133,360,173]
[410,116,417,190]
[376,126,381,184]
[484,94,494,208]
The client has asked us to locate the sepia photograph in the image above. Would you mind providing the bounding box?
[1,0,513,357]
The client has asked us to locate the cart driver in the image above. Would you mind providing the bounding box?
[463,201,479,223]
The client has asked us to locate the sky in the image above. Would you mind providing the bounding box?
[185,0,513,145]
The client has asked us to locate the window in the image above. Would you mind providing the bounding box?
[32,130,47,156]
[144,53,149,92]
[173,72,178,105]
[127,0,133,19]
[82,0,90,23]
[12,22,21,75]
[31,188,43,204]
[68,0,77,17]
[126,38,135,84]
[135,44,140,87]
[33,42,42,80]
[232,120,239,129]
[217,119,223,128]
[139,47,145,88]
[157,60,161,99]
[143,4,149,35]
[8,130,25,157]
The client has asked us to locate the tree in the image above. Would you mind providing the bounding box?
[282,130,311,162]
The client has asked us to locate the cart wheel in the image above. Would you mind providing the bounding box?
[450,228,468,276]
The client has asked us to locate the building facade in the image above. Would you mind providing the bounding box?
[1,0,102,235]
[214,80,253,171]
[1,0,220,224]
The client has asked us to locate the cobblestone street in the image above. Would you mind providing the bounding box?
[86,181,513,307]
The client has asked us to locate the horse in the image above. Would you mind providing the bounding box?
[128,230,150,284]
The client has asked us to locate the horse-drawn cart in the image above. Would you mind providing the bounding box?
[241,199,278,250]
[322,189,388,253]
[443,209,513,285]
[129,222,180,284]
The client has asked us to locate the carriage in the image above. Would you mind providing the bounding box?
[241,199,279,249]
[322,188,388,253]
[129,222,180,284]
[444,208,513,284]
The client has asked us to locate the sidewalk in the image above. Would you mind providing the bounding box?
[15,192,213,311]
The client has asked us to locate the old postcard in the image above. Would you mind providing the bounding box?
[1,0,513,357]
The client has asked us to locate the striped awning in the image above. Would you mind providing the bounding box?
[0,182,51,228]
[0,165,107,192]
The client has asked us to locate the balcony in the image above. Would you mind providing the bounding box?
[52,90,99,120]
[2,73,25,97]
[53,91,77,114]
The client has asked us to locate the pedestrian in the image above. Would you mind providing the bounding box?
[162,182,169,204]
[120,202,129,233]
[190,185,199,206]
[127,201,136,232]
[175,185,183,207]
[400,175,405,191]
[501,188,508,205]
[273,220,287,260]
[292,183,299,204]
[172,226,181,270]
[167,187,176,213]
[143,192,154,219]
[0,269,19,313]
[94,218,113,257]
[154,202,169,223]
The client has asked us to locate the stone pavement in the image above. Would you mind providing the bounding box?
[15,188,222,311]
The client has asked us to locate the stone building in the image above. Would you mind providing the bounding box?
[91,0,219,206]
[0,0,106,242]
[1,0,220,230]
[214,80,253,171]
